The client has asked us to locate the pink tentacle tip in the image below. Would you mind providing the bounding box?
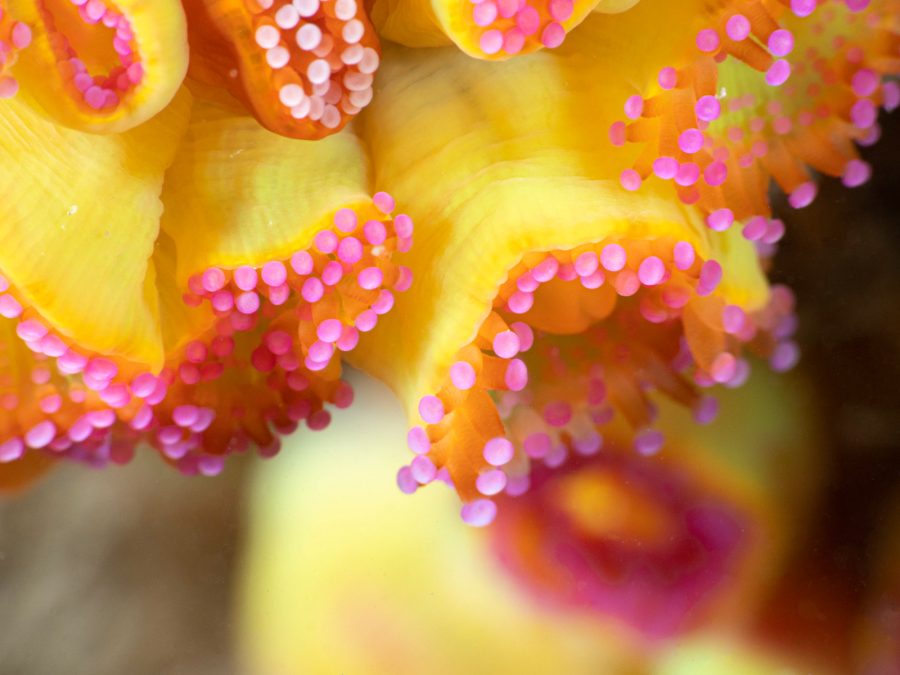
[477,468,507,496]
[842,159,872,188]
[634,429,664,456]
[461,498,497,527]
[373,192,395,214]
[418,394,445,424]
[483,436,514,466]
[407,426,431,454]
[201,267,226,293]
[788,181,817,209]
[696,29,720,54]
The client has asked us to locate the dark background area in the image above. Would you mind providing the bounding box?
[755,116,900,668]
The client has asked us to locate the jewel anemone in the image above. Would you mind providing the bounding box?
[488,368,819,641]
[601,0,899,234]
[369,0,637,60]
[2,0,188,132]
[238,372,817,672]
[351,44,797,527]
[0,84,412,486]
[183,0,382,139]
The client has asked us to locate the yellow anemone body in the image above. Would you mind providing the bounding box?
[0,87,191,369]
[161,86,378,285]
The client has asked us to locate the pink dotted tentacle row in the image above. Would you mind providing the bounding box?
[0,192,414,476]
[394,236,797,527]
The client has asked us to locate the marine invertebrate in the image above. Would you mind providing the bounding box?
[0,85,411,482]
[353,44,794,526]
[489,370,818,639]
[237,370,819,670]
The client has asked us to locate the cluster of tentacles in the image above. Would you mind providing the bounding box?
[0,190,413,481]
[0,0,897,540]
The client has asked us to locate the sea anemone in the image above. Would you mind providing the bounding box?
[238,369,819,671]
[488,369,818,640]
[0,0,894,516]
[0,84,412,484]
[352,44,796,526]
[369,0,637,59]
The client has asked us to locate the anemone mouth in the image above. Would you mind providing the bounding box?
[396,235,796,526]
[487,444,757,639]
[6,0,188,131]
[435,0,597,58]
[0,4,32,98]
[32,0,144,114]
[607,0,899,231]
[188,0,381,139]
[0,193,413,478]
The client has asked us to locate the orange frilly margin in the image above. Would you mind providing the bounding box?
[350,43,796,526]
[0,82,413,486]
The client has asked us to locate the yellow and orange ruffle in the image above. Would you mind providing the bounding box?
[0,0,896,518]
[0,83,413,483]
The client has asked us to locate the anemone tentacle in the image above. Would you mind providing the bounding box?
[184,0,381,139]
[147,193,412,473]
[395,236,794,524]
[0,1,33,99]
